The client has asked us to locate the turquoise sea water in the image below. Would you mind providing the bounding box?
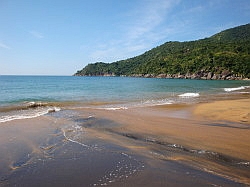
[0,75,249,122]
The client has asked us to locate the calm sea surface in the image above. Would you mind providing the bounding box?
[0,76,249,122]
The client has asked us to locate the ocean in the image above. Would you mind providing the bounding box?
[0,75,249,123]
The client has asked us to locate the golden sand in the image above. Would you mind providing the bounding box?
[194,98,250,124]
[83,99,250,161]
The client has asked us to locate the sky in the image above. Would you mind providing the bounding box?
[0,0,250,75]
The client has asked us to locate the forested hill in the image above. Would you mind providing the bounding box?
[74,24,250,80]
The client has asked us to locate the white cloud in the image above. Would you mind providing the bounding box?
[0,42,10,49]
[29,30,44,38]
[124,0,180,41]
[88,0,181,62]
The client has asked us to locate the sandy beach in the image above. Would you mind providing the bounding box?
[194,98,250,124]
[0,97,249,186]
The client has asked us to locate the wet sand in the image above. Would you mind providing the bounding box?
[194,98,250,124]
[0,98,250,186]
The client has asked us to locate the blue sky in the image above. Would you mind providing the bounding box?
[0,0,250,75]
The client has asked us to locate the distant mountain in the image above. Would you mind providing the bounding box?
[75,24,250,79]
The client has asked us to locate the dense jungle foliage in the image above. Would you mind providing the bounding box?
[75,24,250,78]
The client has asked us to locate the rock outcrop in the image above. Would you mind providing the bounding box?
[129,70,246,80]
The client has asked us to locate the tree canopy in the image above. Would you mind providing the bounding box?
[75,24,250,79]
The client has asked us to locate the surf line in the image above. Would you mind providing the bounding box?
[62,128,89,148]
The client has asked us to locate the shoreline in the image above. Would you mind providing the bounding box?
[0,96,249,186]
[74,73,250,81]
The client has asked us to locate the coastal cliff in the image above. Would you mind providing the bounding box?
[75,24,250,80]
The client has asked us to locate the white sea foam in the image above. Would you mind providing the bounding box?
[142,99,173,106]
[0,107,61,123]
[102,107,128,111]
[238,162,250,166]
[62,125,89,148]
[178,93,200,98]
[224,86,250,92]
[107,107,128,110]
[98,99,173,110]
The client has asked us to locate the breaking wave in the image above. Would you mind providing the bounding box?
[224,86,250,92]
[178,93,200,98]
[0,101,61,123]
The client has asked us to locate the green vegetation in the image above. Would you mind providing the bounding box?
[75,24,250,79]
